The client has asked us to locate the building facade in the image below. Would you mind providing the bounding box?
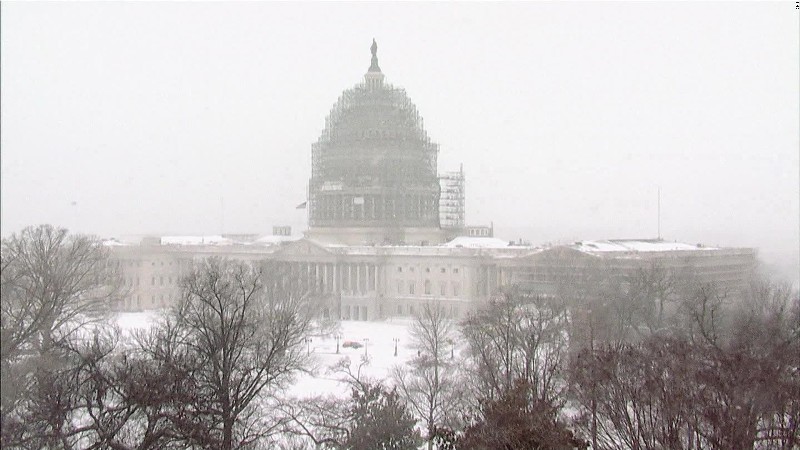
[107,42,758,318]
[109,236,756,320]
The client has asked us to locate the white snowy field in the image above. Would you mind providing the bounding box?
[112,311,428,399]
[289,318,420,398]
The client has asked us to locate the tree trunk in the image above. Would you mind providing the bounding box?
[223,416,234,450]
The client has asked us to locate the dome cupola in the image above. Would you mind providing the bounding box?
[307,40,442,245]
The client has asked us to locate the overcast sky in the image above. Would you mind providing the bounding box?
[1,2,798,274]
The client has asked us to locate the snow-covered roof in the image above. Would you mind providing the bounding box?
[573,239,717,253]
[157,234,304,247]
[160,235,233,246]
[442,236,512,249]
[255,235,302,246]
[101,239,130,247]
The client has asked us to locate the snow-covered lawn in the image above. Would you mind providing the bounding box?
[290,318,420,397]
[112,312,423,398]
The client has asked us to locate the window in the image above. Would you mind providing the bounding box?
[160,276,164,286]
[440,268,446,274]
[409,267,414,273]
[408,282,415,295]
[151,277,155,286]
[398,267,402,273]
[440,282,447,296]
[424,279,431,295]
[168,277,172,284]
[453,268,459,274]
[452,281,461,297]
[397,280,403,294]
[425,267,430,273]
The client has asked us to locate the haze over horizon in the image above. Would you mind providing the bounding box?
[2,2,798,280]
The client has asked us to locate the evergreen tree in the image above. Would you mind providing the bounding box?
[460,380,586,450]
[346,383,421,450]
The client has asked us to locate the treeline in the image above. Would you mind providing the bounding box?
[1,225,798,449]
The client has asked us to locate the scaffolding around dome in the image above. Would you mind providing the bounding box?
[307,41,445,245]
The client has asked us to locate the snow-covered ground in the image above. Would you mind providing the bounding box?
[290,318,421,397]
[115,310,163,333]
[112,311,424,398]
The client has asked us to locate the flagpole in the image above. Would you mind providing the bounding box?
[657,187,661,240]
[220,196,225,235]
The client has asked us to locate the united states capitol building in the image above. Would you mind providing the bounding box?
[107,41,757,318]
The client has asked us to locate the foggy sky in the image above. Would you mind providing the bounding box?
[1,2,798,275]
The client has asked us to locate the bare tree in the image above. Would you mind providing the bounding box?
[1,253,319,450]
[461,288,569,406]
[570,337,695,450]
[624,261,679,335]
[743,279,800,450]
[684,280,799,450]
[392,302,463,449]
[569,278,800,450]
[1,224,123,448]
[1,224,122,360]
[157,257,315,450]
[63,322,201,450]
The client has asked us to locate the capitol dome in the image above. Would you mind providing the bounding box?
[307,40,443,245]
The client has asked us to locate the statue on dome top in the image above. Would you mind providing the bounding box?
[368,38,381,72]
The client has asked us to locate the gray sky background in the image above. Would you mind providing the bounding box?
[2,2,798,278]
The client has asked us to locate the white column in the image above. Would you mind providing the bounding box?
[348,264,352,293]
[333,264,338,292]
[323,264,329,293]
[356,264,361,295]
